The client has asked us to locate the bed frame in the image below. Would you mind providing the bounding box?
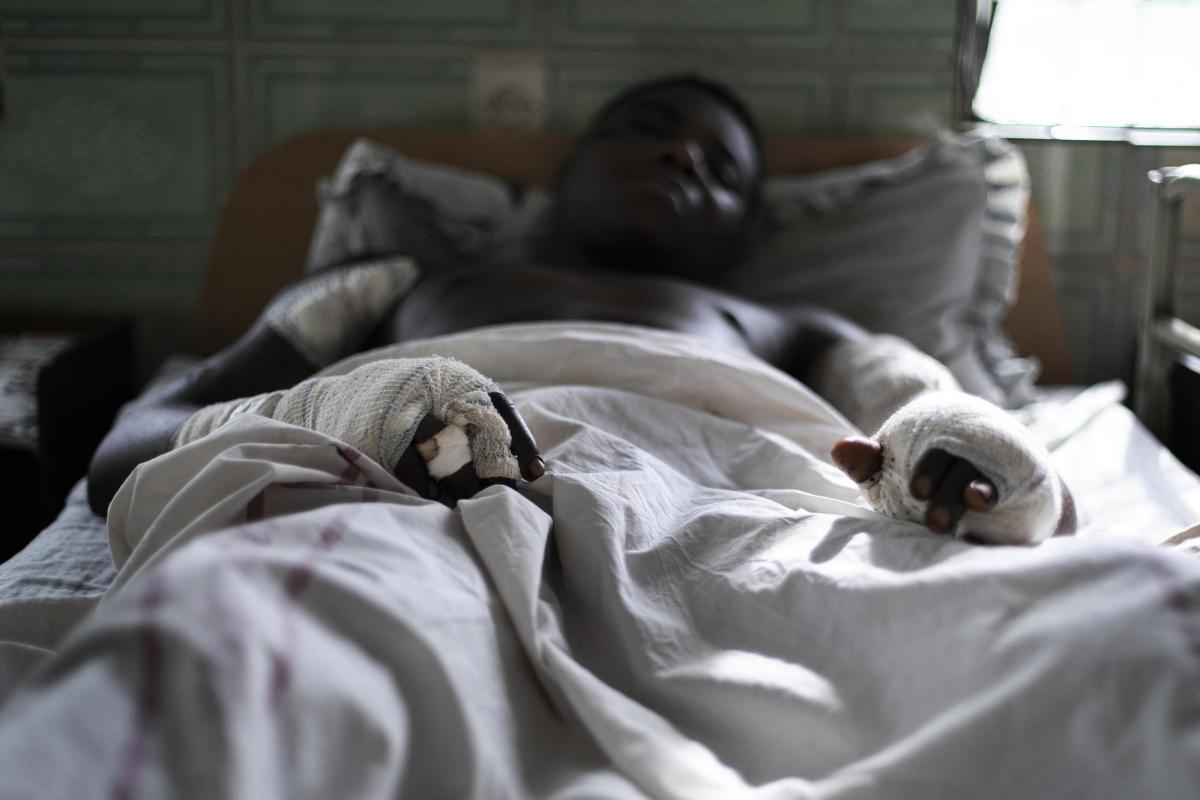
[194,129,1073,384]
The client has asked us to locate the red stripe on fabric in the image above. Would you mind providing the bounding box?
[110,574,167,800]
[337,445,365,483]
[277,480,355,490]
[271,508,355,708]
[283,513,350,598]
[269,651,291,709]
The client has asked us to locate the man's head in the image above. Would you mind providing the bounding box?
[553,75,764,283]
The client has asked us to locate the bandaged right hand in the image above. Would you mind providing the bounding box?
[173,357,544,505]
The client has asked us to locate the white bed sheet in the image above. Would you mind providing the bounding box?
[0,323,1198,799]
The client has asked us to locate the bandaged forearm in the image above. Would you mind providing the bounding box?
[815,334,962,435]
[262,256,420,369]
[172,357,520,481]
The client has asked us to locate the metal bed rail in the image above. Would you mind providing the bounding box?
[1134,164,1200,439]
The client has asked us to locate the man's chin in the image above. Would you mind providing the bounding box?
[590,241,711,283]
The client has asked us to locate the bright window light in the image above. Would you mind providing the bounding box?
[974,0,1200,130]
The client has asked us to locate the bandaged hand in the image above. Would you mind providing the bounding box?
[817,335,1074,544]
[260,256,420,369]
[173,357,544,505]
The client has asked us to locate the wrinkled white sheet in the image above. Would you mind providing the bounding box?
[1,323,1199,799]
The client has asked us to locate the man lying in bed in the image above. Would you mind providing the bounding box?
[88,75,1074,545]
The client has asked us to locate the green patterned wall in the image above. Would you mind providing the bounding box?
[1,0,1196,383]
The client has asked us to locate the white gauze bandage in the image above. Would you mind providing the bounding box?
[818,335,1061,544]
[262,257,420,368]
[172,357,519,482]
[817,334,963,435]
[867,392,1062,544]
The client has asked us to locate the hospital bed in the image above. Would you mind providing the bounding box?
[0,130,1198,798]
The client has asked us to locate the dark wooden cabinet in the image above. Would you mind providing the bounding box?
[0,316,133,562]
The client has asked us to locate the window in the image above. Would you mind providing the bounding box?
[969,0,1200,141]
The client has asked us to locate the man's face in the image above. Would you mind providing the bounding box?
[555,85,761,282]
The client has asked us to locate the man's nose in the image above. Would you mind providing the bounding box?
[659,138,702,175]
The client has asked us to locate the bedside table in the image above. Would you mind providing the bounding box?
[0,315,134,562]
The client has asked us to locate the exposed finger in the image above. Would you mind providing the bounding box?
[963,477,998,512]
[830,437,883,484]
[439,462,483,505]
[393,441,441,501]
[911,449,953,501]
[489,391,544,480]
[925,459,980,534]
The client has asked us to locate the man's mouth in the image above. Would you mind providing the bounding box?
[626,167,692,199]
[621,168,696,229]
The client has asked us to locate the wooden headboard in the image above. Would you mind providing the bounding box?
[195,129,1072,383]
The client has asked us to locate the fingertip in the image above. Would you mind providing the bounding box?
[527,456,545,480]
[830,437,882,484]
[963,479,997,512]
[910,475,934,501]
[925,504,953,534]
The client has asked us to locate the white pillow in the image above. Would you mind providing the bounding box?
[726,130,1037,407]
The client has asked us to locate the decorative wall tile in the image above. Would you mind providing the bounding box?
[1,0,228,38]
[1020,141,1123,256]
[1178,269,1200,327]
[551,0,829,50]
[1114,265,1151,379]
[1055,268,1123,384]
[0,51,232,241]
[548,65,832,135]
[2,263,203,375]
[1130,146,1200,262]
[246,0,534,44]
[839,0,956,51]
[248,56,470,159]
[0,241,208,278]
[844,70,953,133]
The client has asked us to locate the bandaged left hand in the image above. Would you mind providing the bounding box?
[830,391,1075,545]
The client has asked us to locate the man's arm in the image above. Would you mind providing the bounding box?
[87,324,316,516]
[88,258,420,516]
[784,314,1075,543]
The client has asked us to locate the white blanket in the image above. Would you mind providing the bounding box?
[1,323,1198,799]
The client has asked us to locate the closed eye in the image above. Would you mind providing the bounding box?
[710,142,745,191]
[710,155,742,191]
